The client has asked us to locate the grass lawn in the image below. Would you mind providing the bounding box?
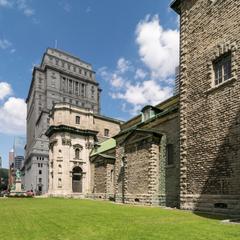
[0,198,239,240]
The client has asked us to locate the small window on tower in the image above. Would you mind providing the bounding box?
[104,129,109,137]
[213,53,231,86]
[76,116,80,124]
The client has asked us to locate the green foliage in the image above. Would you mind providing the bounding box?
[0,198,239,240]
[0,168,8,191]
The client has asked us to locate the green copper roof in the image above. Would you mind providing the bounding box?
[90,138,116,157]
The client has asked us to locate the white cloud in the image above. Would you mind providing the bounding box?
[0,97,26,135]
[0,0,12,7]
[112,80,172,112]
[86,6,91,13]
[111,74,124,88]
[134,68,147,79]
[62,2,71,13]
[117,58,131,74]
[10,48,16,53]
[0,38,12,49]
[136,15,179,79]
[98,61,127,89]
[0,82,12,100]
[0,0,35,16]
[99,15,179,115]
[16,0,34,16]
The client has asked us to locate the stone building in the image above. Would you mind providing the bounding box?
[90,138,116,200]
[23,48,101,194]
[90,95,180,207]
[171,0,240,215]
[46,103,122,196]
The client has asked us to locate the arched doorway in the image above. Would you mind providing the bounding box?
[72,166,83,193]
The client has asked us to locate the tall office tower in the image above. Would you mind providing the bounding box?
[8,149,14,187]
[8,149,14,168]
[14,136,25,157]
[14,156,24,170]
[23,48,101,194]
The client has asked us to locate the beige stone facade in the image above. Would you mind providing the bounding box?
[171,0,240,215]
[46,103,122,196]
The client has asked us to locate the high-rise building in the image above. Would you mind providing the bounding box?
[14,156,24,170]
[0,155,2,169]
[13,136,25,158]
[8,149,14,187]
[23,48,101,194]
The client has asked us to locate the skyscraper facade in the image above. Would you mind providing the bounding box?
[23,48,101,194]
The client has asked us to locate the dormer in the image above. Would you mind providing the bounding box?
[141,105,162,122]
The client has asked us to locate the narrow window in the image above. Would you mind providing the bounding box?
[76,116,80,124]
[39,178,42,183]
[104,129,109,137]
[166,144,174,165]
[39,170,42,175]
[75,82,79,95]
[58,178,62,187]
[75,148,80,159]
[213,53,231,86]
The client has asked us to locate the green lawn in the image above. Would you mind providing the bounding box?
[0,198,239,240]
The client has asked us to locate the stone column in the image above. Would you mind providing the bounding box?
[148,136,161,205]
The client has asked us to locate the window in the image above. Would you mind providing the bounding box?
[75,82,79,95]
[39,170,42,175]
[58,164,62,173]
[69,80,73,94]
[91,86,95,98]
[76,100,79,105]
[76,116,80,124]
[58,178,62,187]
[214,53,231,86]
[39,178,42,183]
[38,163,40,167]
[166,144,174,165]
[75,148,80,159]
[104,128,109,137]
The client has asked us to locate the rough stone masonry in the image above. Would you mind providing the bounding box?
[171,0,240,216]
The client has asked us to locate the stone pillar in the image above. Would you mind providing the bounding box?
[159,135,167,206]
[114,145,125,203]
[148,136,161,205]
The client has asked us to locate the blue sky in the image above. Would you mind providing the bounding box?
[0,0,179,168]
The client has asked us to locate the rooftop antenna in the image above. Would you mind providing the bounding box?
[55,40,58,49]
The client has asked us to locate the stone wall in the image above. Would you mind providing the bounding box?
[114,101,180,207]
[94,163,106,194]
[178,0,240,215]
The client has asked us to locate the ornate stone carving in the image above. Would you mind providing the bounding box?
[62,138,71,146]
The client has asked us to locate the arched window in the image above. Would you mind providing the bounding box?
[75,148,80,159]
